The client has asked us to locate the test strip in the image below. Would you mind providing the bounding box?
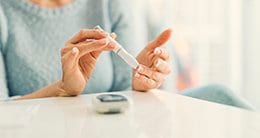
[94,26,139,69]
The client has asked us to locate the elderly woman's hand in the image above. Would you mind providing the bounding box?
[132,29,173,91]
[58,29,116,96]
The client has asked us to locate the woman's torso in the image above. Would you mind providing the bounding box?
[1,0,116,96]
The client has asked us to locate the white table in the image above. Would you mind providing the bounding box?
[0,89,260,138]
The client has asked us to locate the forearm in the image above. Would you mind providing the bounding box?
[17,80,66,100]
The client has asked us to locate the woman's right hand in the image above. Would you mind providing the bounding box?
[58,29,116,96]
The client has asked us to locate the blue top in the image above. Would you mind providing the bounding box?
[0,0,174,99]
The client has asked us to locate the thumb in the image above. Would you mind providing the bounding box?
[146,28,173,50]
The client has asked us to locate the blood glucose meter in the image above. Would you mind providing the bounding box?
[92,94,130,114]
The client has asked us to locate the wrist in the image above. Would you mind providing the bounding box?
[56,80,70,97]
[56,80,84,97]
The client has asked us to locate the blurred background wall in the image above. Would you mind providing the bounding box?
[132,0,260,110]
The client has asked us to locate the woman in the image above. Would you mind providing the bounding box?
[0,0,172,100]
[0,0,254,110]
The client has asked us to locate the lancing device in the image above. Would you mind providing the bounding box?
[94,26,139,69]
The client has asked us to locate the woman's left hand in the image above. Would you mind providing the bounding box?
[132,29,173,91]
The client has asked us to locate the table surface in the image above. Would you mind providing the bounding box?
[1,89,260,138]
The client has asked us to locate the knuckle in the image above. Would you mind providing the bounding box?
[61,54,69,61]
[93,29,100,33]
[150,71,156,78]
[92,29,104,35]
[79,29,87,36]
[143,82,151,90]
[142,71,149,77]
[152,72,159,80]
[60,48,67,55]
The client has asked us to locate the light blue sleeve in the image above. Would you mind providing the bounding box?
[108,0,141,91]
[0,5,9,99]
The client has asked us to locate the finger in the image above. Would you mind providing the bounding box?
[102,40,117,51]
[136,65,165,82]
[75,38,110,57]
[153,59,172,74]
[68,29,108,44]
[62,38,114,59]
[110,32,117,39]
[134,72,157,89]
[61,47,79,71]
[146,28,173,50]
[153,47,170,61]
[79,34,117,51]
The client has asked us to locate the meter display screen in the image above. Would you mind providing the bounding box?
[97,94,127,102]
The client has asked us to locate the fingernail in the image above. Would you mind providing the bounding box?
[137,66,144,73]
[111,32,116,36]
[71,47,79,55]
[154,48,161,55]
[107,40,116,48]
[109,44,115,48]
[155,60,161,67]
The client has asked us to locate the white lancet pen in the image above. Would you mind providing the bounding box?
[94,26,139,69]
